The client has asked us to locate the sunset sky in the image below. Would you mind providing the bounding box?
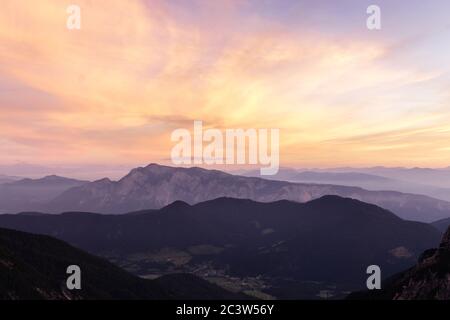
[1,0,450,173]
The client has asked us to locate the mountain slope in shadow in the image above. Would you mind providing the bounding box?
[348,226,450,300]
[432,217,450,233]
[0,228,246,300]
[0,196,442,298]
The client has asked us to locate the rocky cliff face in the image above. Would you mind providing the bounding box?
[45,164,450,222]
[391,242,450,299]
[349,227,450,300]
[392,227,450,300]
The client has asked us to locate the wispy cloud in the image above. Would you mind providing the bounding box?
[0,0,449,167]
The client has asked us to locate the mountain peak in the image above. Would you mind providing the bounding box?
[144,163,173,171]
[163,200,191,210]
[127,163,177,176]
[309,195,361,206]
[92,177,113,185]
[6,175,88,187]
[41,175,67,181]
[145,163,162,168]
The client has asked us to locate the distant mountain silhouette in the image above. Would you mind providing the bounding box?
[242,168,390,183]
[0,196,441,298]
[348,226,450,300]
[432,217,450,233]
[0,227,246,300]
[0,174,21,184]
[242,168,450,202]
[44,164,450,222]
[335,166,450,189]
[0,175,88,213]
[294,171,391,182]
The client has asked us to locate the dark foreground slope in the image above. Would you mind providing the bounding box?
[0,228,245,300]
[0,196,442,298]
[348,226,450,300]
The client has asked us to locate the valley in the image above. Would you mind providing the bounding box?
[0,195,442,299]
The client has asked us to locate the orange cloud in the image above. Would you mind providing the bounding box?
[0,0,449,167]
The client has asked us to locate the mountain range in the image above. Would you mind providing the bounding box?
[39,164,450,222]
[0,163,132,180]
[241,168,450,202]
[329,166,450,189]
[0,196,442,299]
[0,175,88,213]
[0,227,246,300]
[0,174,21,184]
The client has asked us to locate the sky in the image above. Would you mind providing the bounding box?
[1,0,450,174]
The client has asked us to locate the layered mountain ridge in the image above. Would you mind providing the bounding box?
[0,196,442,299]
[0,175,88,213]
[44,164,450,222]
